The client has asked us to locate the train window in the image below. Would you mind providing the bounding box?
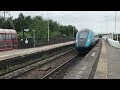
[0,34,5,41]
[9,34,11,40]
[0,34,3,41]
[6,34,9,40]
[78,32,88,38]
[3,34,5,40]
[12,34,16,40]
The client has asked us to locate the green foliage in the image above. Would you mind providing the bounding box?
[0,13,78,39]
[51,31,62,38]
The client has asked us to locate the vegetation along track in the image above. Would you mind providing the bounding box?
[0,48,77,79]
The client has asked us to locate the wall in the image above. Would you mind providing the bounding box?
[103,37,120,48]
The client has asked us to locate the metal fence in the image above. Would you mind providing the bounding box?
[18,37,75,49]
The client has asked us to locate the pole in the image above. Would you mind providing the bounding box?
[115,11,116,34]
[33,30,35,48]
[22,29,24,49]
[73,26,74,38]
[81,24,82,30]
[107,16,108,37]
[73,17,75,38]
[3,11,5,18]
[47,11,49,44]
[105,16,108,37]
[115,11,118,41]
[115,11,117,40]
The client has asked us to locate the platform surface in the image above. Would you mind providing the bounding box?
[94,39,107,79]
[0,41,75,61]
[95,39,120,79]
[64,39,120,79]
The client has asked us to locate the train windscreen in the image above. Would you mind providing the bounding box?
[78,31,88,38]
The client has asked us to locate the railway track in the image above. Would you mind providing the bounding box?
[0,48,78,79]
[40,41,99,79]
[41,54,85,79]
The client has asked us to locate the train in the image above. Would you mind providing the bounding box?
[75,29,99,53]
[0,29,18,51]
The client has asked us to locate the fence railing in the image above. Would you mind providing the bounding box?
[18,37,75,49]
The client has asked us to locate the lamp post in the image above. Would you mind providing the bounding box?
[73,26,74,38]
[115,11,118,41]
[107,16,108,37]
[115,11,116,35]
[99,25,102,35]
[101,26,102,34]
[105,16,108,37]
[24,29,29,48]
[47,11,49,44]
[33,30,35,48]
[21,29,24,49]
[73,17,75,38]
[22,29,28,49]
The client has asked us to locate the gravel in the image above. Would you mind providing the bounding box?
[15,50,79,79]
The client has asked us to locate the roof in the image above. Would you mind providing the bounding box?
[78,29,94,33]
[0,29,5,33]
[0,29,17,34]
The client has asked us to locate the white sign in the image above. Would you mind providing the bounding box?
[25,38,28,44]
[24,29,30,32]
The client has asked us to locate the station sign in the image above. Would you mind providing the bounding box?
[24,29,30,32]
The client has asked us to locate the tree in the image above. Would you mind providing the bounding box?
[14,13,27,32]
[29,16,48,38]
[0,13,78,39]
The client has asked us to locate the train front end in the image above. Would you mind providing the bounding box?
[75,29,92,53]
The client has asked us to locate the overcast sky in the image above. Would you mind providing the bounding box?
[1,11,120,34]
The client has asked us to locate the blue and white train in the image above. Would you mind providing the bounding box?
[75,29,99,53]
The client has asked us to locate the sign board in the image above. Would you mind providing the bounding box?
[24,29,30,32]
[25,38,28,44]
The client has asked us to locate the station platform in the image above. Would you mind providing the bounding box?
[95,39,120,79]
[0,41,75,61]
[64,39,120,79]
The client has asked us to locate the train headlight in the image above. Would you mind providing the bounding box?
[76,39,78,42]
[87,39,90,42]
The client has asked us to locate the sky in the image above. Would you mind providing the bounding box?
[1,11,120,34]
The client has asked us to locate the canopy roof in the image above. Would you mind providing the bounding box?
[0,29,17,34]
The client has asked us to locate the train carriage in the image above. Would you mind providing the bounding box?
[0,29,18,51]
[75,29,99,53]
